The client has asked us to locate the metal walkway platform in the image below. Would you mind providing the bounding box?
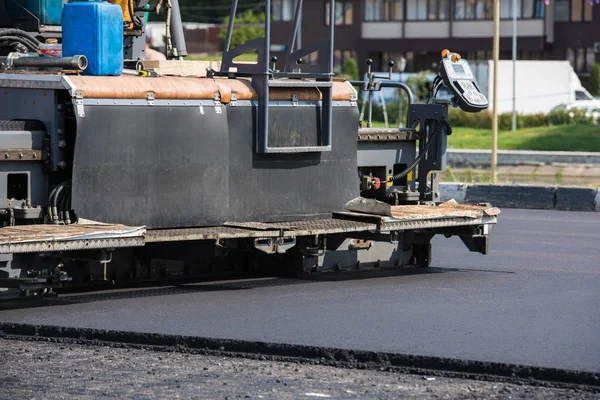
[0,223,146,254]
[0,202,499,253]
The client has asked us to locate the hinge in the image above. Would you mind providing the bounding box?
[74,90,85,118]
[213,93,222,114]
[291,93,298,107]
[230,93,237,107]
[146,91,155,106]
[350,91,358,107]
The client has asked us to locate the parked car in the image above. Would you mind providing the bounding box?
[551,101,600,122]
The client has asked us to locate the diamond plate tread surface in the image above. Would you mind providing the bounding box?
[333,211,497,231]
[225,218,377,235]
[0,223,146,254]
[0,73,68,90]
[145,226,282,243]
[148,219,377,243]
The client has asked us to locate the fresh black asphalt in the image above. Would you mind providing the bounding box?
[1,209,599,373]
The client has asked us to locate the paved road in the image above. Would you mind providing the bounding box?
[1,209,599,372]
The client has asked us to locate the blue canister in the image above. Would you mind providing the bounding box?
[62,0,123,76]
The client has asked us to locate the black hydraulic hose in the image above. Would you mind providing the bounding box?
[0,28,42,46]
[58,186,71,224]
[51,181,71,223]
[47,186,58,221]
[54,186,65,223]
[64,192,72,224]
[389,118,452,182]
[0,29,42,52]
[0,36,39,52]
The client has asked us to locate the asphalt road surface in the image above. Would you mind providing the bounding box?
[1,209,599,373]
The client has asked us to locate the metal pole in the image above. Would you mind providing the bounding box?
[328,0,335,74]
[511,0,517,131]
[297,4,302,50]
[285,0,303,71]
[492,0,500,183]
[169,0,188,59]
[224,0,239,52]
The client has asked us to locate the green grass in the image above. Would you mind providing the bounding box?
[448,124,600,151]
[370,121,600,152]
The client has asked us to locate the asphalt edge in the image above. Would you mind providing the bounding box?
[440,183,600,212]
[0,322,598,390]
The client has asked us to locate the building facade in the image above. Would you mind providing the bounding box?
[270,0,599,84]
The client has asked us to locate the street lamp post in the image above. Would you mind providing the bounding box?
[511,0,517,132]
[492,0,500,183]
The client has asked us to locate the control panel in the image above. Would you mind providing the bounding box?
[438,51,488,113]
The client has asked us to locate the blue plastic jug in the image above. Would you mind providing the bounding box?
[62,0,123,76]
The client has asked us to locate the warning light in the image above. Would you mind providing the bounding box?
[441,49,450,58]
[451,53,462,63]
[373,177,381,190]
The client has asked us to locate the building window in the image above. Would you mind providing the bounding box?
[456,0,493,19]
[556,0,593,21]
[272,0,293,21]
[364,0,404,21]
[555,0,570,20]
[405,0,447,20]
[326,1,353,25]
[568,47,596,73]
[334,49,357,71]
[456,0,544,19]
[382,51,415,72]
[571,0,583,21]
[523,0,546,18]
[584,0,593,20]
[365,0,383,21]
[586,47,595,72]
[425,0,449,20]
[406,0,426,20]
[390,0,404,19]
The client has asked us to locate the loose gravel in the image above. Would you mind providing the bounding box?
[1,338,597,400]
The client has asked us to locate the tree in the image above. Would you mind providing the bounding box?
[589,63,600,97]
[342,58,359,81]
[149,0,260,23]
[218,10,265,51]
[406,70,434,102]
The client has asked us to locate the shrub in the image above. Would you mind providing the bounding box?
[343,58,359,81]
[218,10,265,51]
[361,100,597,129]
[590,63,600,97]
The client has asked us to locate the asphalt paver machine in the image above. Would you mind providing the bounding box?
[0,0,498,298]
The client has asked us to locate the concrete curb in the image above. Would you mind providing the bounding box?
[440,183,599,212]
[448,149,600,167]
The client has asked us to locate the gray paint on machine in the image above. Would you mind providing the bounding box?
[72,101,359,228]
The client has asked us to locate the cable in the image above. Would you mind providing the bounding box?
[0,29,42,52]
[0,36,39,52]
[389,117,452,183]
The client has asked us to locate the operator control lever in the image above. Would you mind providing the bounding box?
[387,60,394,80]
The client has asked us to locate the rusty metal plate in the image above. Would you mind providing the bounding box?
[146,226,282,243]
[275,218,376,236]
[333,208,498,232]
[0,149,47,161]
[358,128,417,142]
[148,219,377,243]
[222,222,281,231]
[0,223,146,254]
